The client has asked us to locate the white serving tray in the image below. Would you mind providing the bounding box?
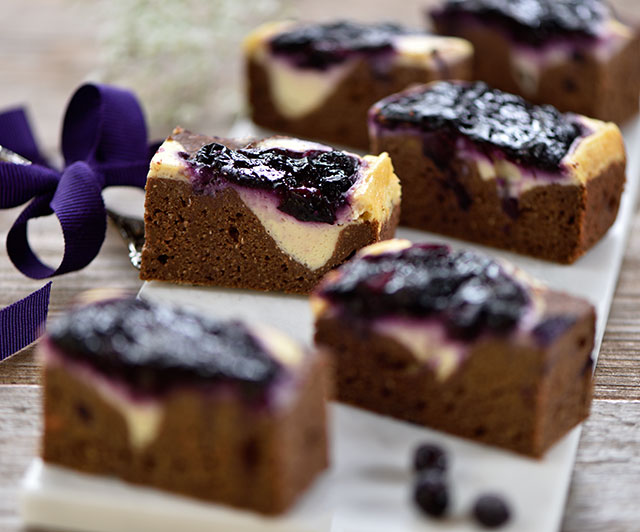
[20,118,640,532]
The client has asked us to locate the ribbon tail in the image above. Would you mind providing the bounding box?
[0,282,52,361]
[0,162,59,208]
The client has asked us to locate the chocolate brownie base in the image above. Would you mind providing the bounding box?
[42,354,329,515]
[140,177,400,293]
[315,291,594,457]
[432,22,640,125]
[371,133,625,263]
[248,56,472,150]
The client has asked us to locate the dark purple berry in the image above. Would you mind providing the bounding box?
[413,443,447,473]
[48,298,282,399]
[414,471,449,517]
[269,21,412,70]
[190,143,359,224]
[374,81,585,173]
[473,494,511,528]
[433,0,607,47]
[318,244,530,341]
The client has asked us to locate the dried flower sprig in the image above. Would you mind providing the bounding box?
[95,0,290,136]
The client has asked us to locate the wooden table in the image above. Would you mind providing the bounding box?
[1,1,639,531]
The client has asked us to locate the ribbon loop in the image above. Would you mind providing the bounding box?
[62,84,149,173]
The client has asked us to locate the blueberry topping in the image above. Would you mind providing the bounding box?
[434,0,609,46]
[190,142,360,224]
[414,470,449,517]
[414,443,448,473]
[318,244,530,340]
[374,81,584,172]
[270,21,412,69]
[48,298,283,399]
[472,494,511,528]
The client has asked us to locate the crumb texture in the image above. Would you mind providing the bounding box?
[371,132,625,263]
[315,290,595,457]
[140,178,399,293]
[42,355,329,514]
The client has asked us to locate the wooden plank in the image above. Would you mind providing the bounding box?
[0,386,40,532]
[3,208,640,395]
[562,400,640,532]
[0,387,638,531]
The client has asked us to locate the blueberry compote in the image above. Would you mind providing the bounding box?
[270,21,411,69]
[190,142,360,224]
[48,298,283,400]
[375,81,584,172]
[434,0,609,46]
[318,244,530,340]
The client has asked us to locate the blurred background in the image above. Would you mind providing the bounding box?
[4,0,635,155]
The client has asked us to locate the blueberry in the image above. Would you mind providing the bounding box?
[48,298,281,398]
[413,443,447,473]
[269,21,409,69]
[472,494,511,528]
[318,245,529,340]
[435,0,606,46]
[190,143,360,224]
[414,470,449,517]
[375,81,584,173]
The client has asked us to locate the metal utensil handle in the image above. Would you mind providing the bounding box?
[0,144,32,165]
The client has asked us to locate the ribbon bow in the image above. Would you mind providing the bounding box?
[0,83,156,360]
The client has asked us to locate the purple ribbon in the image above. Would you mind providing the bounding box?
[0,283,52,360]
[0,83,155,360]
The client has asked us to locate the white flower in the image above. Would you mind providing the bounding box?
[94,0,290,137]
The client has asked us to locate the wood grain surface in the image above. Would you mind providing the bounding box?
[1,1,639,531]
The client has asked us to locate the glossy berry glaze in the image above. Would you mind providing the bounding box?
[432,0,609,46]
[48,297,283,399]
[269,20,413,69]
[189,142,360,224]
[317,243,530,341]
[373,81,585,173]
